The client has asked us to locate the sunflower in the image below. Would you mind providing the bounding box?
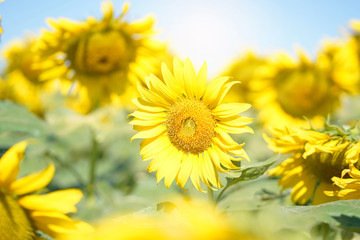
[265,122,359,205]
[222,51,267,104]
[255,51,343,129]
[1,38,45,115]
[60,198,259,240]
[35,1,167,110]
[1,38,91,115]
[0,141,92,239]
[129,57,252,192]
[318,38,360,96]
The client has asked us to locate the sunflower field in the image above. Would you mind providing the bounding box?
[2,1,360,239]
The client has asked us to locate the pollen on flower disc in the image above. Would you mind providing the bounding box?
[0,191,35,240]
[166,99,216,154]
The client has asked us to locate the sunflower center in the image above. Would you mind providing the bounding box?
[0,191,36,240]
[276,68,333,118]
[166,99,216,154]
[303,147,349,183]
[181,118,196,137]
[72,30,133,75]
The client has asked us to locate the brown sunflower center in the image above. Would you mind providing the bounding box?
[0,191,36,240]
[303,146,349,183]
[275,67,334,118]
[71,30,134,75]
[166,99,216,154]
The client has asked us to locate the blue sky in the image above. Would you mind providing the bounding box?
[1,0,360,77]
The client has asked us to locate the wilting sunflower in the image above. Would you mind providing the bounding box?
[265,121,359,205]
[255,51,343,128]
[223,51,267,104]
[130,58,252,192]
[0,141,92,239]
[35,1,167,109]
[1,38,91,115]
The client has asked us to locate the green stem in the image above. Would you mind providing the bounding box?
[207,187,214,204]
[45,151,86,187]
[215,185,230,204]
[87,131,99,197]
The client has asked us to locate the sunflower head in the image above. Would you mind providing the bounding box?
[256,51,342,128]
[130,57,253,192]
[0,141,92,239]
[35,1,167,108]
[69,28,134,76]
[265,121,360,205]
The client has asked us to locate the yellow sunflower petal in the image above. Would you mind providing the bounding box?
[18,189,83,214]
[161,62,182,97]
[131,124,166,142]
[0,141,28,189]
[183,58,197,98]
[173,57,185,93]
[195,61,207,98]
[206,147,227,173]
[217,123,254,135]
[148,74,178,102]
[140,134,170,161]
[132,98,167,113]
[30,211,82,238]
[210,80,240,108]
[203,76,230,108]
[212,103,251,118]
[155,147,179,187]
[190,154,206,192]
[9,163,55,195]
[136,82,169,107]
[163,150,182,188]
[176,152,193,190]
[312,182,340,205]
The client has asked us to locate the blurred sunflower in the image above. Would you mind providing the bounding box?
[318,38,360,96]
[265,121,359,205]
[60,198,259,240]
[1,38,91,115]
[223,51,267,104]
[255,51,343,128]
[35,1,167,109]
[0,141,92,239]
[130,58,252,192]
[328,163,360,200]
[1,38,45,115]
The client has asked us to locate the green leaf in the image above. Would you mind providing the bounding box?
[216,154,279,203]
[0,101,48,137]
[226,154,280,188]
[333,215,360,233]
[283,200,360,232]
